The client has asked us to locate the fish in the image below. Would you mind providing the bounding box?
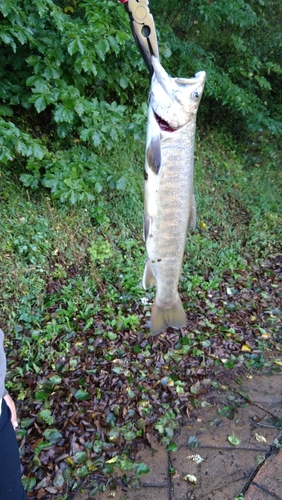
[143,56,206,336]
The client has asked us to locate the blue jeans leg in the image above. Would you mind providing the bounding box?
[0,399,26,500]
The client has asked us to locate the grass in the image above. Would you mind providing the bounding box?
[1,128,281,338]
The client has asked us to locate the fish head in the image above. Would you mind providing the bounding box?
[150,56,206,131]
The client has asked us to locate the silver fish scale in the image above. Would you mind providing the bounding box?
[145,123,196,307]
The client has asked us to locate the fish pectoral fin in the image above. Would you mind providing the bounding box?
[146,135,162,174]
[150,296,187,336]
[187,194,196,230]
[142,260,156,289]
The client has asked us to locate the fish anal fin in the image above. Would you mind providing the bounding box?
[150,295,187,336]
[142,260,156,289]
[146,135,162,174]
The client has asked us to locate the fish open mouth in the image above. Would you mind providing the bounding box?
[154,111,176,133]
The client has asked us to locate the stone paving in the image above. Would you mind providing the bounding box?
[71,371,282,500]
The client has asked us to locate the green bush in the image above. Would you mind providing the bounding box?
[0,0,281,201]
[0,0,147,200]
[151,0,282,135]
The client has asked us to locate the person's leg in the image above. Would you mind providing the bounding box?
[0,399,26,500]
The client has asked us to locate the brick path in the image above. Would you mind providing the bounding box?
[71,371,282,500]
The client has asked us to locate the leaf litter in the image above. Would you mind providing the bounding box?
[3,253,282,498]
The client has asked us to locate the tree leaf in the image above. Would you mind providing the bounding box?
[188,436,200,448]
[136,462,150,476]
[167,443,178,452]
[74,389,90,401]
[228,435,241,446]
[43,428,63,444]
[184,474,197,483]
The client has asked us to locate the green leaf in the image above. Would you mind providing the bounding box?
[75,451,87,464]
[127,388,135,399]
[108,332,117,340]
[112,366,123,374]
[118,458,137,471]
[53,471,64,487]
[95,182,103,193]
[76,38,85,55]
[165,427,174,439]
[136,462,150,476]
[81,58,97,75]
[22,477,36,492]
[76,465,89,477]
[119,76,128,89]
[68,39,77,56]
[54,105,74,123]
[123,430,137,441]
[39,409,55,425]
[21,417,33,429]
[95,39,108,61]
[0,105,13,117]
[56,122,72,138]
[136,418,146,431]
[106,456,119,464]
[228,435,241,446]
[188,436,200,449]
[34,441,51,454]
[32,143,45,159]
[43,428,63,444]
[167,443,178,452]
[49,375,62,385]
[20,173,40,190]
[116,176,126,190]
[108,35,120,54]
[35,389,51,400]
[74,389,90,401]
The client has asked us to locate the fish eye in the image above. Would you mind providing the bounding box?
[192,90,200,100]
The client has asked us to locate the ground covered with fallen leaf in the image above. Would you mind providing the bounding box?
[6,252,281,499]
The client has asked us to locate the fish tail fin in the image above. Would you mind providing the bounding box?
[150,296,187,336]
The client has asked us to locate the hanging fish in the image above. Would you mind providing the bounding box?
[118,0,205,336]
[143,57,206,335]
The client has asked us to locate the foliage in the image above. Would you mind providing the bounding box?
[0,0,147,199]
[228,434,241,446]
[0,0,282,201]
[151,0,282,135]
[154,409,179,445]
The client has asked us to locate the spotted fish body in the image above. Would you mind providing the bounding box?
[143,57,206,336]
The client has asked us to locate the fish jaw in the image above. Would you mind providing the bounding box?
[150,56,206,131]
